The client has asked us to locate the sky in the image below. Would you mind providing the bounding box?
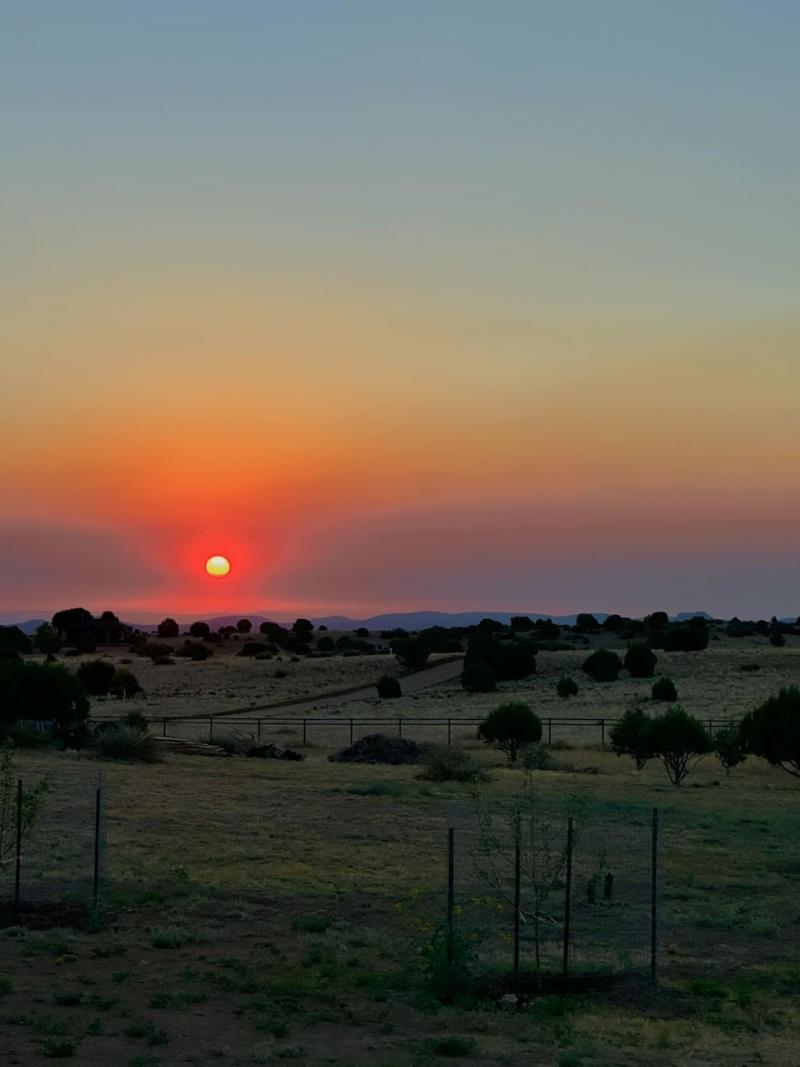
[2,1,799,622]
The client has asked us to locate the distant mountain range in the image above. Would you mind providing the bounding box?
[9,609,718,634]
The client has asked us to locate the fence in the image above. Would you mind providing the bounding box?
[437,804,661,988]
[93,714,738,750]
[0,768,106,918]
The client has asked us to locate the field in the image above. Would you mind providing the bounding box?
[2,633,800,1065]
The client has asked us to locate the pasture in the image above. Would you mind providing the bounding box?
[2,633,800,1065]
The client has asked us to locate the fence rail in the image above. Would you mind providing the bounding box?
[92,714,739,749]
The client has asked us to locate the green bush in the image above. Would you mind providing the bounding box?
[34,624,62,655]
[377,675,402,699]
[624,643,658,678]
[419,745,486,783]
[651,676,678,702]
[175,640,212,661]
[76,659,117,696]
[461,662,497,692]
[740,686,800,778]
[478,702,542,764]
[556,676,579,698]
[316,635,335,652]
[582,648,623,683]
[94,724,159,763]
[120,710,149,732]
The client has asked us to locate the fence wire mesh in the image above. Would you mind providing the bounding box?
[438,798,657,981]
[0,766,105,911]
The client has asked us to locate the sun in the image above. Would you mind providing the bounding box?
[205,554,231,578]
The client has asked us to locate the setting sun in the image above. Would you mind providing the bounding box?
[205,554,231,578]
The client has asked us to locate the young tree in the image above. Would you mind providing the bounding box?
[713,724,746,776]
[609,701,653,770]
[478,702,542,764]
[740,687,800,778]
[0,744,47,869]
[648,706,712,786]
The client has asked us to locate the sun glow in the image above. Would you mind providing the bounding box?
[205,554,231,578]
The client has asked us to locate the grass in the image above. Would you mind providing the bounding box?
[5,639,800,1065]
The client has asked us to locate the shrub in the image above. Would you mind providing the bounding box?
[522,743,564,771]
[377,675,402,699]
[120,710,149,732]
[770,632,786,647]
[0,659,89,746]
[157,618,179,638]
[143,642,171,661]
[651,676,678,702]
[330,734,422,765]
[740,686,800,778]
[175,640,212,661]
[188,621,211,639]
[419,745,486,783]
[110,668,143,699]
[236,618,252,634]
[292,618,314,635]
[478,702,542,764]
[94,724,159,762]
[582,648,623,683]
[238,641,270,657]
[662,624,709,652]
[0,626,32,654]
[556,676,578,698]
[463,636,536,681]
[739,662,761,673]
[214,732,255,755]
[392,638,430,670]
[648,705,712,786]
[609,701,653,770]
[624,643,658,678]
[461,662,497,692]
[714,724,746,775]
[76,659,117,696]
[575,613,600,632]
[34,624,62,655]
[316,635,335,652]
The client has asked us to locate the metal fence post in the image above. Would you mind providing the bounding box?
[547,717,552,745]
[209,717,213,743]
[398,718,402,738]
[600,718,605,750]
[651,807,659,984]
[162,717,167,738]
[447,719,452,748]
[350,719,354,746]
[93,773,103,907]
[447,828,455,965]
[14,779,22,919]
[302,719,307,744]
[513,833,521,978]
[562,816,574,975]
[257,719,262,743]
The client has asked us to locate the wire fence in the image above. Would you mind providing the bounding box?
[92,714,738,750]
[436,803,660,987]
[0,768,106,918]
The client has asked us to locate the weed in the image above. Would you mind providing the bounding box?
[291,915,331,934]
[41,1037,78,1058]
[53,991,83,1006]
[0,976,13,995]
[125,1020,170,1047]
[150,925,205,949]
[422,1035,476,1057]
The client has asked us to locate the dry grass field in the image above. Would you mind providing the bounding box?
[3,631,800,1065]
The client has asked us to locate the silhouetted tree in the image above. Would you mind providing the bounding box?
[157,618,180,638]
[377,675,402,699]
[0,659,89,746]
[316,635,335,652]
[189,621,211,639]
[556,676,579,698]
[236,618,252,634]
[478,702,542,764]
[0,626,32,655]
[575,613,600,633]
[651,676,678,702]
[392,638,430,670]
[740,687,800,778]
[648,706,711,786]
[292,618,314,635]
[461,662,497,693]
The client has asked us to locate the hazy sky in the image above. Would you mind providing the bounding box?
[2,1,799,620]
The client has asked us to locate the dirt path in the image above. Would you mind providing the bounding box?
[169,655,464,721]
